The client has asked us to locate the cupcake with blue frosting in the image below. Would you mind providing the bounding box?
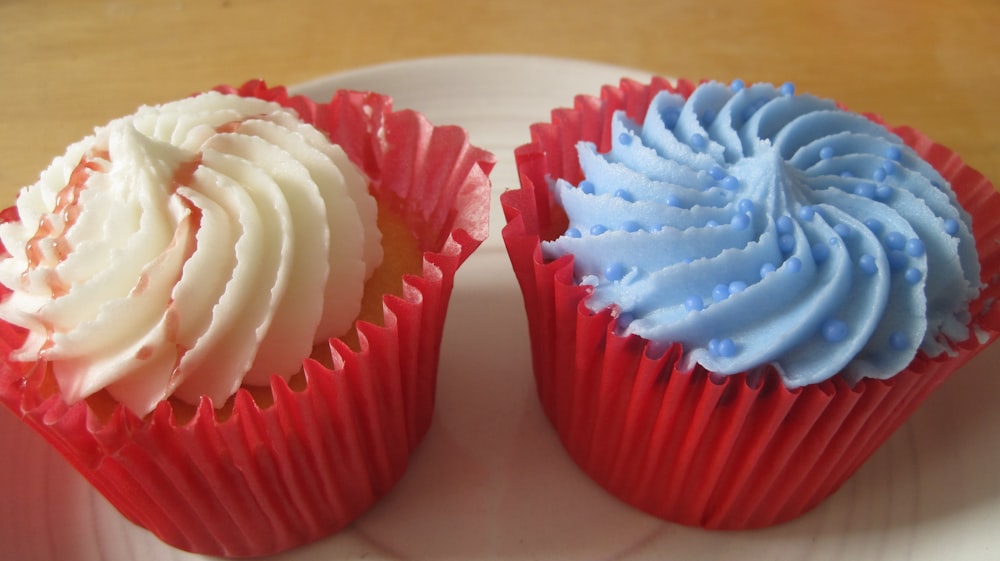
[502,77,1000,529]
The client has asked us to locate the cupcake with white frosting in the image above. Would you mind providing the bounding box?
[502,76,999,529]
[0,80,494,556]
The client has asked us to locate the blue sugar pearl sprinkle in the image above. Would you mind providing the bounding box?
[565,227,582,238]
[780,82,796,95]
[708,338,719,354]
[854,182,876,199]
[707,220,720,228]
[865,218,884,234]
[702,109,717,124]
[834,223,852,238]
[709,338,738,357]
[885,231,906,250]
[729,280,748,295]
[840,171,855,179]
[590,224,608,235]
[889,331,910,351]
[618,132,633,146]
[685,295,705,312]
[615,189,634,202]
[580,180,595,194]
[859,254,878,275]
[906,238,925,257]
[731,79,746,91]
[798,205,815,221]
[885,145,902,161]
[785,257,802,273]
[622,220,642,233]
[882,160,897,175]
[713,284,730,301]
[731,213,751,230]
[875,184,894,201]
[819,146,834,160]
[720,175,740,190]
[776,215,794,234]
[872,168,887,182]
[605,262,627,282]
[760,262,777,278]
[943,218,960,236]
[689,133,708,151]
[738,198,755,214]
[822,319,848,343]
[904,267,923,284]
[709,165,727,181]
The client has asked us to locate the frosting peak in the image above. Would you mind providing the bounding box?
[0,91,383,415]
[543,81,981,387]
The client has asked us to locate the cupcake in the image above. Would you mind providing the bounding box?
[501,76,1000,529]
[0,79,494,556]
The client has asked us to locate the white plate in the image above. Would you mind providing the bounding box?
[3,54,999,561]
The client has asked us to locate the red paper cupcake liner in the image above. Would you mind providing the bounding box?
[0,80,494,557]
[501,77,1000,529]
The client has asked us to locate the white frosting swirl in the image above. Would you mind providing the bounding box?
[0,92,382,415]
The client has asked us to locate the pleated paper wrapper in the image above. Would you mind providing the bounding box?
[0,80,494,557]
[501,76,1000,530]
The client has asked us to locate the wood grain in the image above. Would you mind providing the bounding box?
[1,0,997,200]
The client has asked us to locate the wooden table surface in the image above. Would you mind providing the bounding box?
[1,0,997,203]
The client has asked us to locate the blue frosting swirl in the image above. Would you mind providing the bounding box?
[542,81,981,387]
